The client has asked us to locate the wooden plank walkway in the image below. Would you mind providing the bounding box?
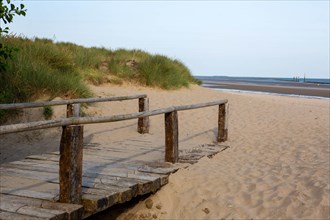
[0,141,228,220]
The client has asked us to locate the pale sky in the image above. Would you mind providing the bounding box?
[7,0,330,78]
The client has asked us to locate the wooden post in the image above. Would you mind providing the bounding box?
[67,104,80,117]
[164,111,178,163]
[59,125,84,204]
[137,98,149,133]
[218,103,228,142]
[60,103,83,204]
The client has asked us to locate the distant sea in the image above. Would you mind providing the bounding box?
[196,76,330,84]
[196,76,330,99]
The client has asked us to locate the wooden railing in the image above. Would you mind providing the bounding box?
[0,94,150,134]
[0,94,148,110]
[0,96,228,204]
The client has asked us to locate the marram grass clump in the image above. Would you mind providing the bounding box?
[138,55,198,89]
[0,36,201,121]
[107,49,201,89]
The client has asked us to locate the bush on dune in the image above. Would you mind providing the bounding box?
[108,49,201,89]
[0,36,201,121]
[0,37,91,103]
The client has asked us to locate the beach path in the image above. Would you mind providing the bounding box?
[0,139,187,219]
[0,127,228,219]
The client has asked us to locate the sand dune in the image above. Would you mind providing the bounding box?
[1,83,329,219]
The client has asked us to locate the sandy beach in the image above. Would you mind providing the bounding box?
[1,83,329,219]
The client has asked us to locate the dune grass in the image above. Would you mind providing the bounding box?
[0,36,201,122]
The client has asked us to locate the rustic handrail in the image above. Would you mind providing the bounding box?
[0,99,227,135]
[0,98,228,204]
[0,94,147,110]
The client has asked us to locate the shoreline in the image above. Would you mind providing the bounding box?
[202,81,330,98]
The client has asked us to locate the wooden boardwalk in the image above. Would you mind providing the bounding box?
[0,95,229,219]
[0,141,228,219]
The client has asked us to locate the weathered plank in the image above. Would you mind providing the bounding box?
[4,158,175,181]
[1,181,122,217]
[0,175,59,200]
[86,172,161,195]
[26,155,59,162]
[0,175,130,216]
[81,187,119,212]
[27,151,137,163]
[80,186,131,214]
[0,167,58,182]
[0,194,83,220]
[0,201,66,220]
[2,167,131,197]
[84,182,132,203]
[59,125,83,204]
[26,149,181,173]
[0,166,161,197]
[179,144,229,164]
[137,97,150,134]
[1,187,59,201]
[84,144,162,153]
[66,104,80,117]
[218,103,228,142]
[137,161,184,175]
[2,158,167,192]
[164,111,179,163]
[0,210,48,220]
[3,161,59,171]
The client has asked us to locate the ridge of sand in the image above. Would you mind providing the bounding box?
[1,83,329,219]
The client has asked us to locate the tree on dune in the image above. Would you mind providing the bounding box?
[0,0,27,71]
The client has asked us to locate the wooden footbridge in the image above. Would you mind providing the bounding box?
[0,95,228,219]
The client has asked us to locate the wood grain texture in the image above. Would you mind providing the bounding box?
[0,194,83,220]
[218,103,228,142]
[0,94,147,110]
[0,139,227,219]
[137,97,150,134]
[66,104,80,118]
[0,99,227,135]
[59,125,83,204]
[164,111,179,163]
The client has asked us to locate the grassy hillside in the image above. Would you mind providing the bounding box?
[0,36,201,120]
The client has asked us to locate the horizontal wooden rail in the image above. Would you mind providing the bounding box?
[0,94,147,110]
[0,98,228,204]
[0,99,228,135]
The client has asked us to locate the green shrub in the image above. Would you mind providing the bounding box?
[43,106,53,120]
[138,55,192,89]
[0,36,92,122]
[1,36,92,101]
[0,36,200,122]
[108,49,199,89]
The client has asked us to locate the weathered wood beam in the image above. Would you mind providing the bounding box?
[66,104,80,118]
[59,125,84,204]
[0,194,83,220]
[0,99,228,135]
[164,111,179,163]
[0,94,147,110]
[137,98,150,134]
[218,103,228,142]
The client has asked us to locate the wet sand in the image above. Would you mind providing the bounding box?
[203,81,330,98]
